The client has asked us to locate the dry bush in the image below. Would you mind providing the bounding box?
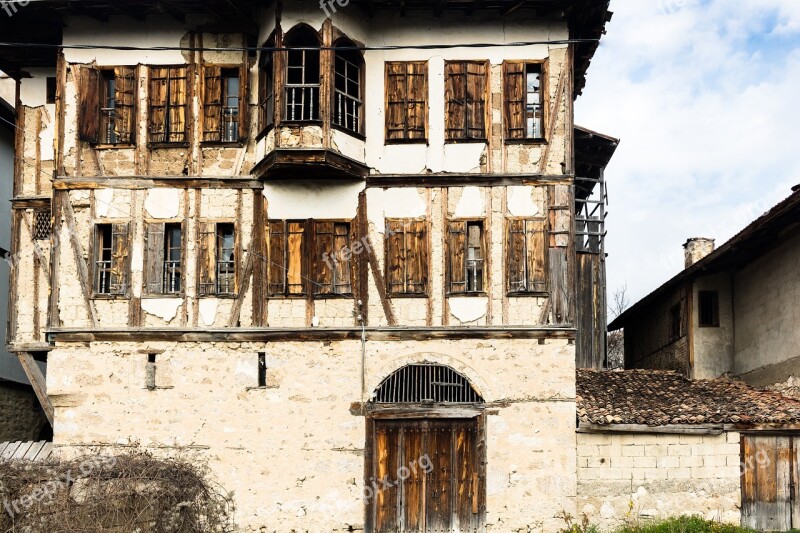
[0,450,235,533]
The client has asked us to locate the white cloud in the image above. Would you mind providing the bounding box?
[576,0,800,308]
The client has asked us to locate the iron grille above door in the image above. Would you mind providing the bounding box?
[373,364,483,404]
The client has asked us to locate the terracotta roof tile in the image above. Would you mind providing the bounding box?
[577,369,800,426]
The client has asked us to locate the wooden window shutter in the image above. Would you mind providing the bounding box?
[503,62,525,140]
[385,219,406,295]
[202,66,223,142]
[525,219,547,292]
[144,222,166,294]
[110,223,130,295]
[148,67,168,142]
[168,67,188,143]
[385,62,427,142]
[114,66,136,144]
[238,65,249,141]
[286,222,305,295]
[466,61,487,139]
[198,222,217,296]
[313,221,334,295]
[78,67,101,143]
[267,221,286,295]
[507,219,526,292]
[447,221,467,294]
[445,62,466,141]
[333,223,352,294]
[406,220,428,294]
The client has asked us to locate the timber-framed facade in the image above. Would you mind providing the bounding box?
[2,1,616,530]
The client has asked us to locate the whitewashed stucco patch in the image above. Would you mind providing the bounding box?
[263,180,363,220]
[507,186,540,217]
[453,187,485,218]
[141,298,182,322]
[94,189,114,218]
[144,189,180,219]
[448,297,488,324]
[367,188,427,232]
[199,299,218,327]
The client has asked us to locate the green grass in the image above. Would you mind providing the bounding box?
[560,515,800,533]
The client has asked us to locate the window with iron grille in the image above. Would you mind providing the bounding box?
[33,209,51,241]
[445,61,488,141]
[144,222,183,295]
[373,364,484,404]
[258,48,275,134]
[504,62,545,141]
[198,222,237,297]
[203,66,242,143]
[148,66,189,143]
[93,223,129,296]
[506,218,547,294]
[285,27,321,122]
[333,43,363,135]
[78,66,136,145]
[447,221,485,294]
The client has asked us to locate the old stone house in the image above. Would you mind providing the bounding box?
[609,187,800,394]
[3,0,799,531]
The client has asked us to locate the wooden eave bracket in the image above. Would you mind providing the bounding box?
[253,148,370,180]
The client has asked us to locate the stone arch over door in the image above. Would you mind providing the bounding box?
[365,363,487,533]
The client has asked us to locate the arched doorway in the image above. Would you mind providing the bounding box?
[365,364,486,533]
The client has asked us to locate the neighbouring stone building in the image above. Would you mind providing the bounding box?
[609,187,800,390]
[2,1,799,532]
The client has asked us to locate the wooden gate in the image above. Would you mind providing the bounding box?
[741,435,800,531]
[368,418,485,533]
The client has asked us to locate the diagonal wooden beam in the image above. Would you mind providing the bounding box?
[62,196,98,326]
[17,353,54,427]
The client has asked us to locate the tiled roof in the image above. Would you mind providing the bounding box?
[577,369,800,426]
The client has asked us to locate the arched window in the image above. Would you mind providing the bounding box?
[284,25,321,122]
[372,364,484,404]
[333,40,363,135]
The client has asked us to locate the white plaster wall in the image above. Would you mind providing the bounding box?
[692,273,735,380]
[264,180,363,220]
[733,232,800,383]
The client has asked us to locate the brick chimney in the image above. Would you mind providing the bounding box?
[684,238,715,268]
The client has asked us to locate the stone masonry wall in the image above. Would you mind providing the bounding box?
[0,382,48,442]
[577,432,741,531]
[49,338,577,532]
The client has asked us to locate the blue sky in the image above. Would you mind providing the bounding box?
[575,0,800,310]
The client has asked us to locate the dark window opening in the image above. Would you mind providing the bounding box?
[669,303,681,341]
[100,71,118,144]
[447,221,485,294]
[146,354,157,390]
[699,291,720,327]
[94,224,114,294]
[258,353,267,387]
[333,42,363,135]
[45,77,57,104]
[93,223,129,296]
[285,28,321,122]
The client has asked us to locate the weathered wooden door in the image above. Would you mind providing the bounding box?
[370,418,484,533]
[741,435,798,531]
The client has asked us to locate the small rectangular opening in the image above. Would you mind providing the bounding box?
[669,303,681,341]
[258,353,267,388]
[46,77,57,104]
[699,291,720,327]
[146,354,157,390]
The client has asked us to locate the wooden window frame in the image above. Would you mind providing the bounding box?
[503,60,548,144]
[505,217,548,296]
[198,221,239,298]
[78,66,137,147]
[283,26,322,124]
[201,64,248,145]
[669,303,682,341]
[312,220,355,298]
[258,43,275,138]
[446,219,487,296]
[385,61,429,144]
[698,291,720,328]
[444,60,489,143]
[90,222,130,299]
[143,220,186,297]
[332,40,365,139]
[385,218,429,298]
[147,65,190,146]
[267,219,308,298]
